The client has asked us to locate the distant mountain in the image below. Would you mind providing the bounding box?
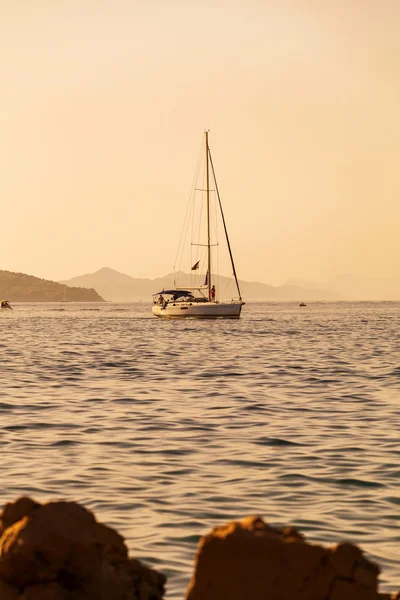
[61,267,340,302]
[0,270,104,302]
[286,274,400,301]
[61,267,158,302]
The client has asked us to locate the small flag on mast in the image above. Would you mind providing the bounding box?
[191,261,200,271]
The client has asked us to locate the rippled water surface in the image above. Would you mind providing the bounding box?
[0,302,399,595]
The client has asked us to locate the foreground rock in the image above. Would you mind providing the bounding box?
[0,497,165,599]
[185,515,398,600]
[0,500,398,600]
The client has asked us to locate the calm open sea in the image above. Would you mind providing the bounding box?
[0,302,399,595]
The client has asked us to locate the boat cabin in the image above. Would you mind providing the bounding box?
[153,289,208,307]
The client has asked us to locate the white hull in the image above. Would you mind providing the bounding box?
[152,301,242,319]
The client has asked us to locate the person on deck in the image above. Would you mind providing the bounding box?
[210,286,216,302]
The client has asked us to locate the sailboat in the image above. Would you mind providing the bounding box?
[152,131,244,319]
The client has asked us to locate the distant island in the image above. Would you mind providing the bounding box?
[0,270,104,302]
[61,267,341,302]
[286,274,400,301]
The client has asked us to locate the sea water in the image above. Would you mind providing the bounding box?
[0,302,399,596]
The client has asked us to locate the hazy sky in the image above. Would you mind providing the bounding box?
[2,0,400,285]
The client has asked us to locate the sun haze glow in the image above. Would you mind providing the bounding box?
[2,0,400,286]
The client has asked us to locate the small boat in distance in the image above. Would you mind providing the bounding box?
[152,131,244,319]
[299,302,307,307]
[1,300,12,310]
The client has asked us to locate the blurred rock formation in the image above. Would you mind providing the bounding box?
[184,515,398,600]
[0,500,398,599]
[0,497,165,599]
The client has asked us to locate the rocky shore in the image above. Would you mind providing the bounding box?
[0,498,397,599]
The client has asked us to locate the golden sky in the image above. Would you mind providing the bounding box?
[2,0,400,285]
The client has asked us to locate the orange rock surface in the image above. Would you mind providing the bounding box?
[0,500,398,600]
[184,516,398,600]
[0,497,165,600]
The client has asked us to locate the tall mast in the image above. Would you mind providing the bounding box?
[208,148,243,303]
[205,130,211,300]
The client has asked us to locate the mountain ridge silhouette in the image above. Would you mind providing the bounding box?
[61,268,341,302]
